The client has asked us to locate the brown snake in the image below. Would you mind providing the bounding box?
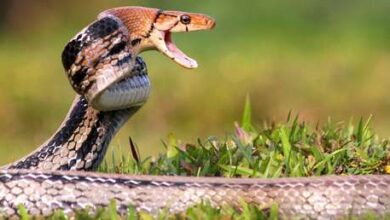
[0,6,389,219]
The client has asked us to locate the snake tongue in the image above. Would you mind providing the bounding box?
[155,32,198,69]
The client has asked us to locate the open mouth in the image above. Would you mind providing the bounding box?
[154,31,198,69]
[164,32,198,69]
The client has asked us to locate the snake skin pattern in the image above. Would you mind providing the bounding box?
[1,6,389,219]
[4,57,148,172]
[6,97,138,171]
[0,170,389,219]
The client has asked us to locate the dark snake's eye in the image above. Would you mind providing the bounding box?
[180,15,191,25]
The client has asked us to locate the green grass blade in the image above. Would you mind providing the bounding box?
[279,127,292,173]
[17,205,30,220]
[241,94,253,132]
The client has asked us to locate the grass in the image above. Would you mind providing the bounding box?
[100,98,389,178]
[16,99,390,219]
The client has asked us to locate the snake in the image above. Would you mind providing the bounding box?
[0,6,389,219]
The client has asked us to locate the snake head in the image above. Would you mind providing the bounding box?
[100,7,216,69]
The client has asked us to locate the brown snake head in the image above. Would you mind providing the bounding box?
[100,6,216,69]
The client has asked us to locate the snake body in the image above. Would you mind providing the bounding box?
[5,58,149,171]
[1,170,389,219]
[0,6,389,219]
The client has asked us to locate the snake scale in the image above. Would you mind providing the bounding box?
[0,6,389,219]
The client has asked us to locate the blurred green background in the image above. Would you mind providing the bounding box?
[0,0,389,165]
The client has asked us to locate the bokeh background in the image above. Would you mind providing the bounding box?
[0,0,389,164]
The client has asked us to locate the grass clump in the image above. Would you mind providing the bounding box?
[100,99,390,178]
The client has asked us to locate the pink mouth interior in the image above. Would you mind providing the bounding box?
[164,32,198,69]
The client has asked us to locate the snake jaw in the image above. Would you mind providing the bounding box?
[150,30,198,69]
[149,13,215,69]
[151,11,215,69]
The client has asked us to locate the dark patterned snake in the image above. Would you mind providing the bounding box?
[0,6,389,219]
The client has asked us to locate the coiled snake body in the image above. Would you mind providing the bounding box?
[0,6,389,219]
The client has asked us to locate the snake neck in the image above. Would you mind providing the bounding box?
[4,95,139,171]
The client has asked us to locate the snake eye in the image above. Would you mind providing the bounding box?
[180,15,191,25]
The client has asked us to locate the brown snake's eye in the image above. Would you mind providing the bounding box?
[180,15,191,25]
